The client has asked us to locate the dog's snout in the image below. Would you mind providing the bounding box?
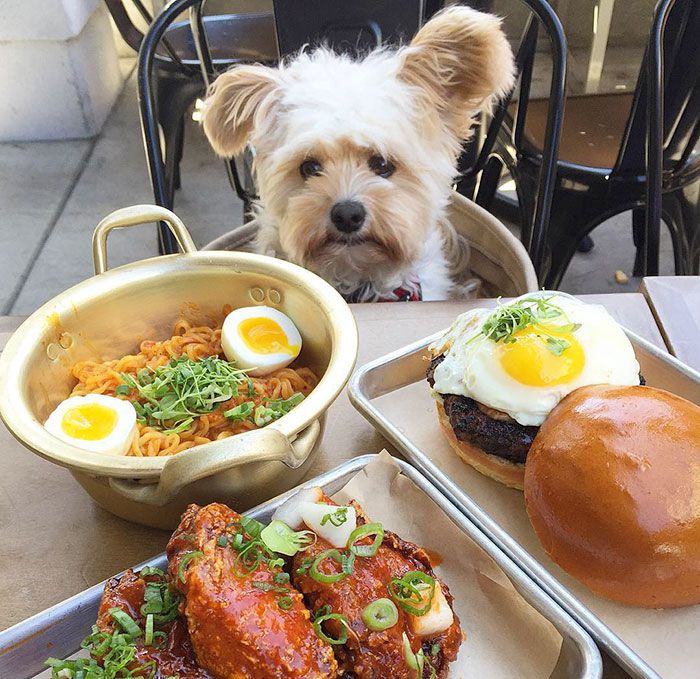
[330,201,366,233]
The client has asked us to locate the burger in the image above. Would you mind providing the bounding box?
[427,292,641,489]
[525,384,700,608]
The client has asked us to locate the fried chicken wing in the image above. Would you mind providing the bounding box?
[292,498,462,679]
[97,568,212,678]
[167,503,338,679]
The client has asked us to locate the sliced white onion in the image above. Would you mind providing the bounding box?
[298,502,357,548]
[271,486,323,529]
[408,583,454,636]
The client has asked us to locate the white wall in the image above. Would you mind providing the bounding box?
[0,0,124,140]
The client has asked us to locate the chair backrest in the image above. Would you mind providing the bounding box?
[616,0,700,176]
[271,0,422,56]
[461,0,567,276]
[105,0,147,53]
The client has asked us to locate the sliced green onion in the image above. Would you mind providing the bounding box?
[314,604,331,621]
[232,540,273,577]
[139,566,165,578]
[231,533,244,550]
[108,608,141,637]
[388,571,436,616]
[313,612,350,645]
[115,384,131,396]
[321,507,349,527]
[140,583,163,616]
[268,557,285,570]
[273,571,291,584]
[347,522,384,557]
[402,632,425,676]
[295,556,313,575]
[239,515,264,539]
[144,614,154,645]
[362,598,399,631]
[251,581,287,593]
[260,520,316,556]
[278,595,293,610]
[430,642,440,656]
[177,550,203,583]
[310,549,352,583]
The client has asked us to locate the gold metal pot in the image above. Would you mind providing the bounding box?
[0,206,358,528]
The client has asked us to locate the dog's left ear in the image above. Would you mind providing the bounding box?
[399,6,515,139]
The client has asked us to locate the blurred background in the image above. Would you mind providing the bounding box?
[0,0,689,315]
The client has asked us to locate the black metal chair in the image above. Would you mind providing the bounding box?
[455,0,567,279]
[139,0,423,253]
[126,0,276,252]
[476,0,700,287]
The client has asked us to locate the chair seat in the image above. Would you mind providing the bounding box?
[157,12,278,66]
[512,92,635,169]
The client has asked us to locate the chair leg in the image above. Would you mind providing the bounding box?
[577,235,595,253]
[631,207,646,276]
[475,156,503,210]
[154,76,204,254]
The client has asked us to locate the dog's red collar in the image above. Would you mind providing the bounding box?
[378,283,422,302]
[342,281,422,303]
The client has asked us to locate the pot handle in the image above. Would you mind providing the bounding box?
[108,420,321,507]
[92,205,197,274]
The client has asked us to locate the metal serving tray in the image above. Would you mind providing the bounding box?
[349,329,700,679]
[0,455,600,679]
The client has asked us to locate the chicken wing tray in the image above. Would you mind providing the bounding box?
[349,326,700,679]
[0,454,600,679]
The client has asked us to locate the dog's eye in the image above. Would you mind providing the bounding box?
[368,155,395,178]
[299,159,323,179]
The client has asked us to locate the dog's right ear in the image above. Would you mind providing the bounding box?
[202,64,281,158]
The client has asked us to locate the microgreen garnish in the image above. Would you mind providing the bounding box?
[321,507,349,527]
[475,295,581,356]
[119,355,249,433]
[252,393,306,427]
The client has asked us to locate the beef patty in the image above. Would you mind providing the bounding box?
[427,355,538,465]
[427,356,647,465]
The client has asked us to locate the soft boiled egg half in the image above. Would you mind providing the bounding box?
[221,306,302,376]
[44,393,137,455]
[430,292,641,426]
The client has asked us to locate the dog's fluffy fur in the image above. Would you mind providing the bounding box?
[202,7,515,301]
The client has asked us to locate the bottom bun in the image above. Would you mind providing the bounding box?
[435,400,525,490]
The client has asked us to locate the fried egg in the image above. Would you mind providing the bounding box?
[430,292,640,426]
[44,394,137,455]
[221,306,302,376]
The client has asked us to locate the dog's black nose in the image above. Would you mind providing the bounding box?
[330,201,366,233]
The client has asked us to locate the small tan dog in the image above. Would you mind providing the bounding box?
[202,7,515,301]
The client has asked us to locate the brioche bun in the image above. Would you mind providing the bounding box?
[435,400,525,490]
[524,384,700,608]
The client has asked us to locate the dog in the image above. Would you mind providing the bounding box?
[202,6,515,301]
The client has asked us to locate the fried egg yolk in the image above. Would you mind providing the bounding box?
[498,326,585,387]
[61,403,119,440]
[238,316,300,356]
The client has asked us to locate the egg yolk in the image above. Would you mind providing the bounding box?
[238,317,299,356]
[61,403,118,440]
[498,327,585,386]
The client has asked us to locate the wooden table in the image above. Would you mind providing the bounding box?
[0,294,667,634]
[641,276,700,373]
